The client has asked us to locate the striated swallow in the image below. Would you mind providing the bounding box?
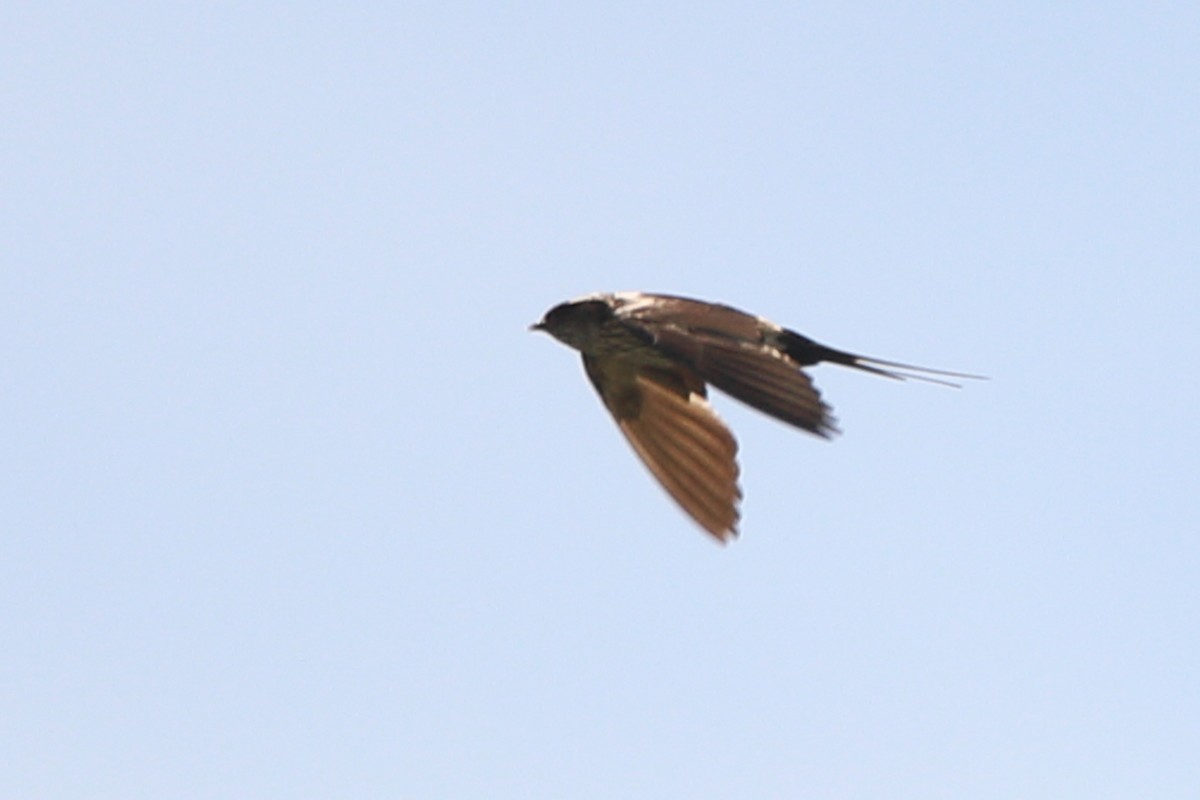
[532,292,980,543]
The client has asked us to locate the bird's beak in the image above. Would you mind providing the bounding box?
[529,321,545,332]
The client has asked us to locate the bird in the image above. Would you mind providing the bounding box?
[531,292,980,543]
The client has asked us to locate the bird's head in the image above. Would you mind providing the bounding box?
[530,298,615,351]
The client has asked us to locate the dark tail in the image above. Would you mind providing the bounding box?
[777,330,986,388]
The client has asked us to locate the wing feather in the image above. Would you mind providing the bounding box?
[652,329,839,437]
[584,355,741,541]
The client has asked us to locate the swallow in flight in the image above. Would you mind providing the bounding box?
[532,292,979,542]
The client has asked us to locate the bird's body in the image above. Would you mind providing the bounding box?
[532,292,977,542]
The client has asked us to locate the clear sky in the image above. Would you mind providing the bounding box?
[4,3,1198,798]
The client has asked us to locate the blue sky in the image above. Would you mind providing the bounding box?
[3,3,1198,797]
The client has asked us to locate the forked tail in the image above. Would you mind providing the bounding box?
[777,329,986,388]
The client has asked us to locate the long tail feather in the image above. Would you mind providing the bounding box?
[777,329,987,388]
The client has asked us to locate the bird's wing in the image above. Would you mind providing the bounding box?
[613,294,838,437]
[583,354,741,542]
[648,326,839,438]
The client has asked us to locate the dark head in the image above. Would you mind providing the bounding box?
[530,297,615,351]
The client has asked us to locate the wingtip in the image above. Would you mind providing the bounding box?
[706,526,738,545]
